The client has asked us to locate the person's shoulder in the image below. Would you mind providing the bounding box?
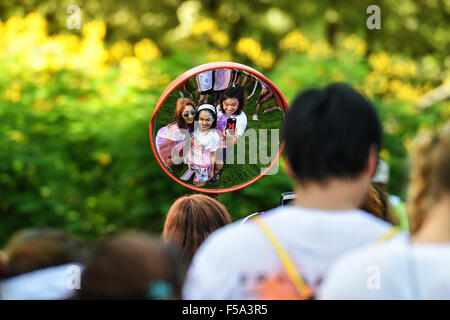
[167,122,180,132]
[319,234,410,299]
[196,208,295,258]
[350,208,395,229]
[237,110,247,120]
[197,214,269,255]
[237,206,297,228]
[157,123,171,132]
[207,218,258,244]
[337,232,409,265]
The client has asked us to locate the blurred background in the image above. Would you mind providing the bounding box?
[0,0,449,245]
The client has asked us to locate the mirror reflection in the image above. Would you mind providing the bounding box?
[153,67,285,190]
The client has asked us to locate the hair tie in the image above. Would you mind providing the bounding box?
[145,280,174,300]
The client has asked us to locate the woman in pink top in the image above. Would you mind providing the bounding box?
[156,98,197,168]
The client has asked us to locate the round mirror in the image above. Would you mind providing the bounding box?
[149,62,288,193]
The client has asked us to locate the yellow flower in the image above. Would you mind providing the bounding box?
[134,38,161,61]
[389,80,420,103]
[307,41,332,59]
[35,73,51,87]
[236,37,262,61]
[25,12,47,32]
[110,41,133,62]
[343,34,367,56]
[120,56,144,77]
[279,29,310,53]
[210,30,229,48]
[254,51,275,69]
[82,21,107,39]
[191,18,218,37]
[138,79,152,90]
[206,49,232,62]
[389,60,417,77]
[379,149,390,162]
[56,35,80,54]
[5,16,24,37]
[369,51,390,72]
[97,153,112,166]
[80,36,109,74]
[4,82,22,102]
[407,61,417,76]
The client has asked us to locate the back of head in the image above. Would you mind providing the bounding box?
[79,230,186,300]
[407,126,450,233]
[162,194,231,265]
[283,83,382,183]
[3,228,87,278]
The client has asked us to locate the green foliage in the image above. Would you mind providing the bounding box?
[0,1,448,246]
[0,62,292,247]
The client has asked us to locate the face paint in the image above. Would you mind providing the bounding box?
[198,110,213,132]
[223,98,239,116]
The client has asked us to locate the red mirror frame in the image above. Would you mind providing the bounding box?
[149,62,288,194]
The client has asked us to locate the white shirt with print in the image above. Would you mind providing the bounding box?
[182,205,397,300]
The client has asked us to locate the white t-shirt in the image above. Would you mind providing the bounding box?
[182,205,397,299]
[188,127,221,166]
[319,234,450,300]
[192,127,220,152]
[216,105,248,136]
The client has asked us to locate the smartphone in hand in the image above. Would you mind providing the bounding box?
[226,118,237,135]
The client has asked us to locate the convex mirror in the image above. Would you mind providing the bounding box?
[149,62,288,193]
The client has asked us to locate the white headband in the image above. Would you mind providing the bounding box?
[197,104,216,115]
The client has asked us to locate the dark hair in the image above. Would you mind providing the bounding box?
[3,228,87,278]
[194,108,217,130]
[79,230,186,300]
[162,194,231,265]
[283,83,382,183]
[218,85,246,115]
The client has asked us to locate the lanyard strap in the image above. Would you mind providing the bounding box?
[378,226,400,243]
[252,215,312,299]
